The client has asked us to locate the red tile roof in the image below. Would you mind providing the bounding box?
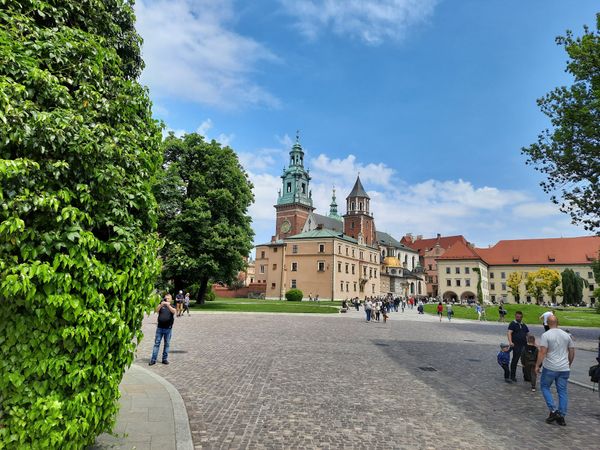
[475,236,600,266]
[400,235,466,254]
[436,239,482,260]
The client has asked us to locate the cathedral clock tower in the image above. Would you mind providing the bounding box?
[274,134,314,240]
[343,176,376,246]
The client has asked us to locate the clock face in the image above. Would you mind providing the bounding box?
[280,220,292,233]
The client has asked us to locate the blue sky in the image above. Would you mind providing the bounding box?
[135,0,598,248]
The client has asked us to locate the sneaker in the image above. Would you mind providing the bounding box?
[545,411,559,424]
[149,360,156,366]
[162,360,169,365]
[556,414,566,426]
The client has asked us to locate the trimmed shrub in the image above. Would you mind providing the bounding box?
[0,1,162,448]
[285,289,304,302]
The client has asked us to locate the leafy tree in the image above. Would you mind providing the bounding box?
[472,267,484,304]
[525,271,545,304]
[521,14,600,233]
[155,133,254,303]
[506,271,523,303]
[561,268,587,305]
[538,268,562,304]
[0,0,161,448]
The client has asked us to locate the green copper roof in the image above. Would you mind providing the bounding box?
[347,176,369,199]
[277,134,313,208]
[328,187,342,221]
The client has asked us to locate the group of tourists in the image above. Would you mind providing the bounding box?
[497,310,575,426]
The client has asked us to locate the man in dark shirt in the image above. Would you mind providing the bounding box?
[149,294,176,366]
[507,310,530,382]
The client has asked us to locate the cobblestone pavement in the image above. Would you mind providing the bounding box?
[137,312,600,449]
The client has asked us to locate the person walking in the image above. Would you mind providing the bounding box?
[535,315,575,426]
[476,303,482,321]
[539,310,555,332]
[507,310,529,382]
[365,299,373,322]
[182,293,191,316]
[175,290,184,317]
[150,294,176,366]
[446,303,453,322]
[436,302,443,322]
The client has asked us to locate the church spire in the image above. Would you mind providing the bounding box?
[277,131,313,208]
[328,186,342,221]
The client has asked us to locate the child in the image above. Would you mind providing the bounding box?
[497,343,512,382]
[520,335,538,391]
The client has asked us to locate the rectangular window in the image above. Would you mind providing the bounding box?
[360,251,364,260]
[352,249,355,257]
[465,279,471,287]
[340,281,344,291]
[338,262,342,272]
[291,279,297,289]
[363,267,367,277]
[354,282,357,292]
[369,268,373,278]
[501,272,506,279]
[260,265,265,274]
[501,282,507,291]
[319,243,325,253]
[490,282,495,290]
[351,264,355,275]
[291,262,298,272]
[271,282,276,289]
[589,272,594,279]
[374,269,377,278]
[345,263,349,274]
[273,247,278,253]
[372,284,375,294]
[465,267,470,274]
[490,272,494,279]
[455,267,460,274]
[428,264,433,271]
[446,279,451,287]
[491,295,496,302]
[272,264,277,270]
[338,245,342,254]
[456,279,461,287]
[292,245,298,254]
[346,282,349,292]
[590,284,595,291]
[346,247,349,255]
[370,254,373,262]
[446,267,451,274]
[260,251,265,259]
[317,261,325,272]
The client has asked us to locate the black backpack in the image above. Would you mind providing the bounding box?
[589,364,600,383]
[158,305,174,327]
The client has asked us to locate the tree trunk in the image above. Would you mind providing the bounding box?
[197,276,209,305]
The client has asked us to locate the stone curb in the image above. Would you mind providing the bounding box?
[132,364,193,450]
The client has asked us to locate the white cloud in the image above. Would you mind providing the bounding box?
[279,0,438,44]
[136,0,279,109]
[310,154,396,187]
[196,118,213,136]
[512,202,560,219]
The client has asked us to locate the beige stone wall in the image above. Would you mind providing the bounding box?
[257,237,380,300]
[436,260,490,302]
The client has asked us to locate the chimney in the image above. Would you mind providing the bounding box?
[405,233,413,242]
[416,235,423,241]
[437,233,441,239]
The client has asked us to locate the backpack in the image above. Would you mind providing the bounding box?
[158,305,174,327]
[589,364,600,383]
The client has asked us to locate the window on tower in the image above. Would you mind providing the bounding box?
[286,182,291,193]
[302,183,306,194]
[359,202,363,210]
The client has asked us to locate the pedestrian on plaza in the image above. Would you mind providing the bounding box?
[182,293,191,316]
[401,299,406,312]
[498,303,507,323]
[375,301,381,322]
[382,305,389,323]
[309,293,313,302]
[365,299,373,322]
[436,302,443,322]
[497,343,512,383]
[149,294,176,366]
[507,310,529,382]
[175,290,184,317]
[446,303,453,322]
[476,303,482,321]
[539,310,555,332]
[521,335,539,392]
[535,315,575,426]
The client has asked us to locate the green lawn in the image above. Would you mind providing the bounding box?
[190,297,343,314]
[424,303,600,328]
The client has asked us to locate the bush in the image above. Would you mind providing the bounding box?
[0,2,161,448]
[285,289,304,302]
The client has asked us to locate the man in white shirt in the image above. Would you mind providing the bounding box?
[535,315,575,426]
[539,310,554,331]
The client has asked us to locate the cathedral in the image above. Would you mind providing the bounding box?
[255,136,426,300]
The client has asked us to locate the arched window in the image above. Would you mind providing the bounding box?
[286,182,292,193]
[412,256,415,269]
[359,202,363,210]
[351,202,355,210]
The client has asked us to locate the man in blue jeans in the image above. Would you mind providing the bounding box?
[149,294,176,365]
[535,315,575,426]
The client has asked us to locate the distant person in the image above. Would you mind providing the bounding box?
[437,302,443,322]
[497,343,512,383]
[150,294,176,366]
[521,335,539,392]
[365,299,373,322]
[535,315,575,426]
[175,290,184,317]
[507,310,529,382]
[182,293,190,316]
[446,303,453,322]
[374,301,381,322]
[476,303,482,321]
[539,310,555,331]
[498,304,507,323]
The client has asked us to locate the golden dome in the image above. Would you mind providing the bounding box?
[383,256,401,267]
